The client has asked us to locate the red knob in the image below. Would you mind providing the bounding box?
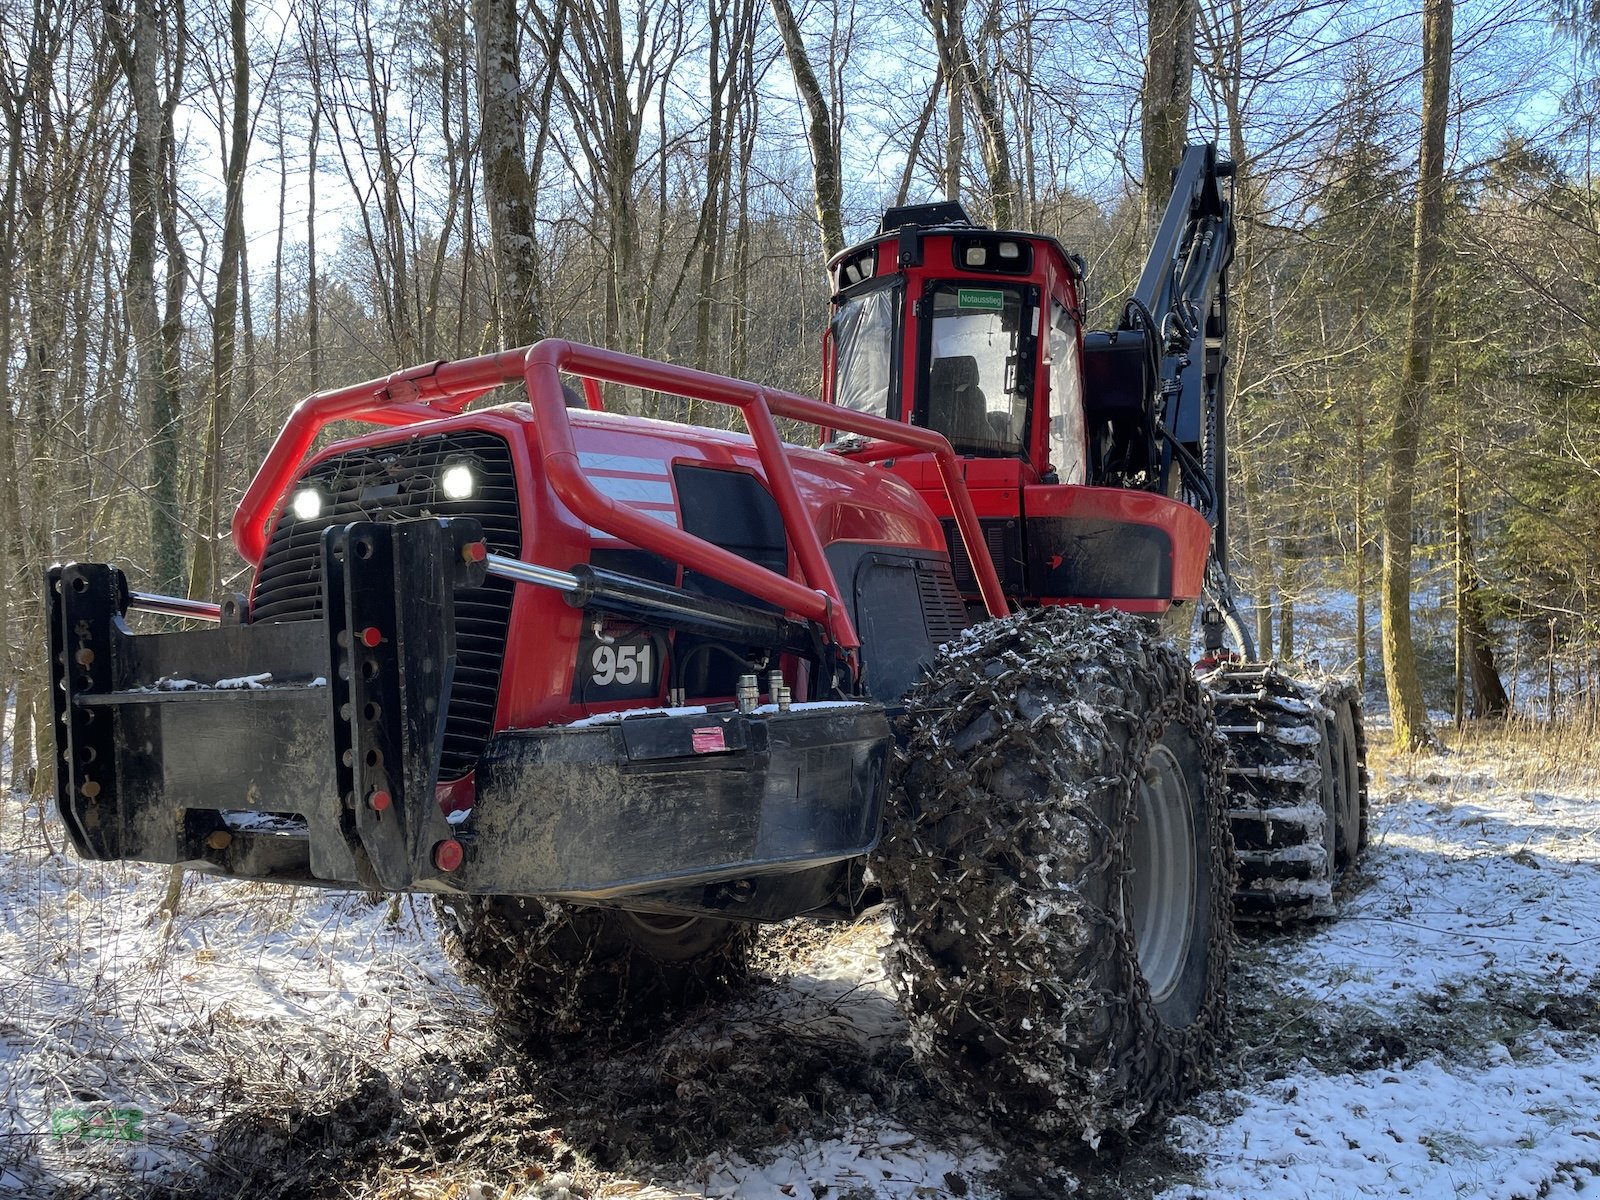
[432,838,465,872]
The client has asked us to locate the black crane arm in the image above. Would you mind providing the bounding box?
[1084,143,1249,653]
[1130,144,1235,540]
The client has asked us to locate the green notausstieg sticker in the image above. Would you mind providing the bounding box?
[957,288,1004,312]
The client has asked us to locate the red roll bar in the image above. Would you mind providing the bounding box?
[232,340,1010,652]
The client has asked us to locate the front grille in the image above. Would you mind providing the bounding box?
[251,430,521,780]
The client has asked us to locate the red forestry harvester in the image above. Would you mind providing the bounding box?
[48,145,1364,1141]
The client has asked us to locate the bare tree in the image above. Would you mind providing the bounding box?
[1380,0,1451,751]
[768,0,845,258]
[529,0,689,357]
[924,0,1017,224]
[189,0,252,601]
[474,0,549,346]
[1142,0,1193,220]
[0,0,126,792]
[308,0,420,361]
[106,0,188,595]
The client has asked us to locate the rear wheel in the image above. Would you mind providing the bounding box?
[1128,740,1205,1023]
[1207,665,1338,921]
[874,608,1234,1144]
[435,896,755,1035]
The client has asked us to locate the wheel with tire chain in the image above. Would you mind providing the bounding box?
[874,607,1235,1145]
[434,895,756,1036]
[1205,665,1366,921]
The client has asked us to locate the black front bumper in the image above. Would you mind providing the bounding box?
[49,518,889,900]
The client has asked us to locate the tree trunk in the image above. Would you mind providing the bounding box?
[189,0,249,602]
[473,0,545,346]
[307,103,320,392]
[927,0,1016,225]
[768,0,844,259]
[0,41,31,793]
[1380,0,1451,751]
[1142,0,1194,223]
[896,67,944,207]
[1355,370,1368,692]
[1458,519,1509,718]
[110,0,187,594]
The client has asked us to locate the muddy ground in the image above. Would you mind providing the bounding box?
[7,725,1600,1199]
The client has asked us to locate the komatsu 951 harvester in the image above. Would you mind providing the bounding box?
[48,145,1365,1142]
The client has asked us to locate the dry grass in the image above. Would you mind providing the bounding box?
[1436,703,1600,793]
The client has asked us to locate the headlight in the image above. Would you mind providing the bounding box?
[440,463,476,500]
[290,487,323,521]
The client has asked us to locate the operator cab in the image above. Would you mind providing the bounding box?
[823,200,1213,615]
[827,203,1085,488]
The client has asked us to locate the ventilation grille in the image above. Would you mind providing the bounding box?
[916,562,970,645]
[943,518,1025,596]
[251,431,520,780]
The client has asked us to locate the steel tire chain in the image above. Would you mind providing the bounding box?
[1204,664,1358,921]
[873,607,1234,1145]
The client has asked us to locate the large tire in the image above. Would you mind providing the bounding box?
[874,608,1234,1146]
[1206,667,1366,920]
[435,896,756,1035]
[1206,664,1336,921]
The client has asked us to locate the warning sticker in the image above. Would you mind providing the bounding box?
[957,288,1004,312]
[691,726,728,753]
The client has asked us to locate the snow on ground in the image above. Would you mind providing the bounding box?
[1161,729,1600,1199]
[0,810,477,1197]
[4,719,1600,1198]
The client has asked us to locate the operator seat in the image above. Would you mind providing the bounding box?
[928,355,989,449]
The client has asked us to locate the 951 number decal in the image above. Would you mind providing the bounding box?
[572,628,661,702]
[590,642,652,687]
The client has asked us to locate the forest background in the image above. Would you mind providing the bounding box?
[2,0,1597,786]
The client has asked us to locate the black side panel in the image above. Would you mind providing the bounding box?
[1082,330,1158,487]
[673,464,788,582]
[1025,516,1173,600]
[825,545,970,706]
[673,465,788,696]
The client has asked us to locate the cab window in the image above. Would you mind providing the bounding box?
[831,282,900,419]
[1047,302,1087,483]
[922,284,1033,457]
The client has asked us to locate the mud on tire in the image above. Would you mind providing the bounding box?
[874,607,1234,1145]
[435,896,756,1036]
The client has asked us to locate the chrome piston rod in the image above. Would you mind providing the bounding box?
[128,591,223,623]
[485,552,579,594]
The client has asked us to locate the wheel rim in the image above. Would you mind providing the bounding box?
[1126,742,1198,1005]
[1335,708,1361,862]
[621,911,699,937]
